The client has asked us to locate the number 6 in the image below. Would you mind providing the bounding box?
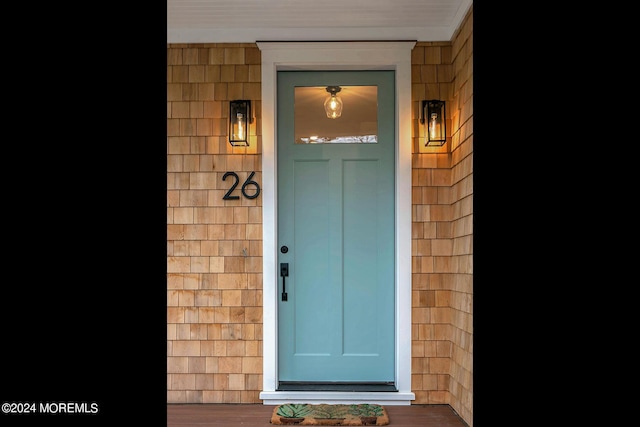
[241,171,260,199]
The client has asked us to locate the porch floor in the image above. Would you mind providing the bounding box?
[167,403,469,427]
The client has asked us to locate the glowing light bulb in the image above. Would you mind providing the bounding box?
[430,112,438,140]
[236,112,244,140]
[324,86,343,119]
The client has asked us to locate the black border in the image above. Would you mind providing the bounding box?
[2,4,168,426]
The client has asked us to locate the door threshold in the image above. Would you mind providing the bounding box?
[260,390,415,405]
[278,382,397,392]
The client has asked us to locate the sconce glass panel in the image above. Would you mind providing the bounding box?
[229,100,251,146]
[421,100,446,146]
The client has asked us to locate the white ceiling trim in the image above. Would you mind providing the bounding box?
[168,26,452,44]
[167,0,472,44]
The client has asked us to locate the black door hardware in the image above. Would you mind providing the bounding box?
[280,263,289,301]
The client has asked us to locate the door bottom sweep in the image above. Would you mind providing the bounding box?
[277,382,397,392]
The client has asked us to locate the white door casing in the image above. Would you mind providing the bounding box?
[258,41,416,405]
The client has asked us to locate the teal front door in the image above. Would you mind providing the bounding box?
[277,70,396,387]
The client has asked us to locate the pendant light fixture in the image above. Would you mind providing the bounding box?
[324,86,343,119]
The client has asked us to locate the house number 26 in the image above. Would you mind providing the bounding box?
[222,171,261,200]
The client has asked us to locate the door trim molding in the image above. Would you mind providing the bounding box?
[258,41,416,405]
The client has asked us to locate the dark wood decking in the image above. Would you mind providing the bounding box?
[167,403,469,427]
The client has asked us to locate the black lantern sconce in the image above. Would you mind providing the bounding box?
[420,100,446,146]
[229,100,253,146]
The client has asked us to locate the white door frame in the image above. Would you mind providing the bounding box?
[258,41,416,405]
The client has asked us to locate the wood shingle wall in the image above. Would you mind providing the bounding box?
[410,9,473,424]
[167,43,264,404]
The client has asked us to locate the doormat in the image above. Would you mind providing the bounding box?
[271,403,389,425]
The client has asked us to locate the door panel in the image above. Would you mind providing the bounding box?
[277,70,395,385]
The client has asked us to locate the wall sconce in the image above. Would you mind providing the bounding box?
[420,100,446,146]
[324,86,343,119]
[229,100,252,146]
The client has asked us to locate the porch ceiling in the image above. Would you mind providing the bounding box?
[167,0,473,43]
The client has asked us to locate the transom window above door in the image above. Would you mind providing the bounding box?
[294,85,378,144]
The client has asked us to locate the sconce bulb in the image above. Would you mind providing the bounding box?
[429,112,438,139]
[236,112,244,140]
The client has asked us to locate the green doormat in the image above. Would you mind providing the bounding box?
[270,403,389,425]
